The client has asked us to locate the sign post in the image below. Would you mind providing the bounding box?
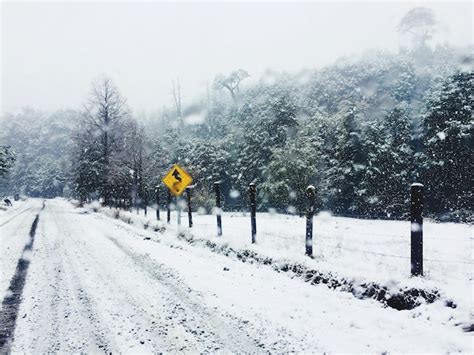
[167,191,171,224]
[162,164,193,227]
[162,164,193,197]
[155,185,160,221]
[177,197,182,226]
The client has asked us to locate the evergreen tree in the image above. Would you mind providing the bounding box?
[0,146,15,178]
[330,110,367,215]
[422,71,473,220]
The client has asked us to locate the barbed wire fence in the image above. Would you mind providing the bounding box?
[128,181,473,278]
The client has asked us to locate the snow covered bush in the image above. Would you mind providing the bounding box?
[90,201,101,212]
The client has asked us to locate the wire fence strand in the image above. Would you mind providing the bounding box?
[137,207,473,266]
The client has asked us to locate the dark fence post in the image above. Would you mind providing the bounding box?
[214,182,223,236]
[144,186,148,217]
[136,191,139,214]
[155,185,160,221]
[167,190,171,224]
[411,183,423,276]
[186,187,193,228]
[249,183,257,244]
[306,185,316,257]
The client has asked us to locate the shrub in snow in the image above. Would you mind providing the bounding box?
[69,199,82,208]
[120,213,133,224]
[90,201,101,212]
[149,221,165,232]
[111,208,120,219]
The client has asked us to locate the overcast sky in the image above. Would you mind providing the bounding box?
[1,0,472,116]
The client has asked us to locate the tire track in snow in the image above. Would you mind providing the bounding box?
[0,207,32,227]
[12,203,119,352]
[51,207,265,352]
[60,239,170,353]
[0,214,39,353]
[0,208,38,298]
[106,235,275,353]
[46,208,116,353]
[91,213,312,352]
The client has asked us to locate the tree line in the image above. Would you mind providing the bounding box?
[0,46,472,222]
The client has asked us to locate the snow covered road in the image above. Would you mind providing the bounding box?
[0,199,471,353]
[0,199,43,302]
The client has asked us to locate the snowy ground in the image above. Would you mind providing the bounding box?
[0,198,472,352]
[112,204,473,311]
[0,199,43,300]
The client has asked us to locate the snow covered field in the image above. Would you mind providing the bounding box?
[110,204,472,306]
[0,198,472,352]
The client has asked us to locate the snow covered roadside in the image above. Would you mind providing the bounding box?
[84,201,473,334]
[0,198,28,218]
[33,199,465,352]
[0,199,43,301]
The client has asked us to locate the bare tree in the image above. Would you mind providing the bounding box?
[214,69,249,102]
[0,145,15,178]
[172,78,183,128]
[397,7,437,48]
[207,81,214,131]
[81,76,129,204]
[130,122,146,212]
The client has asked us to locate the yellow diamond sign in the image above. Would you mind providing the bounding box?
[162,164,193,196]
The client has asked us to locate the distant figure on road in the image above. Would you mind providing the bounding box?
[4,198,12,206]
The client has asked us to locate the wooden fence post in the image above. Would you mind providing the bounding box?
[306,185,316,257]
[144,186,148,217]
[411,183,424,276]
[214,182,223,236]
[167,190,171,224]
[249,183,257,244]
[186,187,193,228]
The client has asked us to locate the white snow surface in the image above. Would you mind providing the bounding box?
[0,199,42,299]
[111,203,472,312]
[0,198,472,353]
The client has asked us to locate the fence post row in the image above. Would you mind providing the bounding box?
[155,185,160,221]
[249,182,257,244]
[157,179,427,276]
[411,183,424,276]
[186,187,193,228]
[214,181,223,236]
[305,185,316,257]
[167,190,171,224]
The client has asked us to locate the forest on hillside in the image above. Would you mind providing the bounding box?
[1,42,472,222]
[1,0,473,225]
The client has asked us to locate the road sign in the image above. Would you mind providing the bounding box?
[162,164,193,196]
